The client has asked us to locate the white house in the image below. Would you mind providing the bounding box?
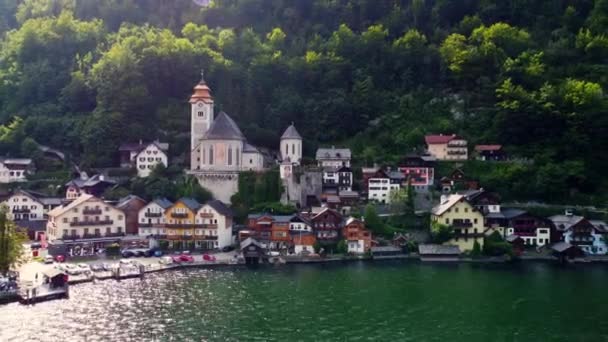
[138,198,172,237]
[316,147,351,168]
[0,158,33,183]
[367,170,403,204]
[289,215,315,255]
[119,141,169,177]
[4,190,61,221]
[195,200,234,249]
[46,194,126,244]
[550,213,608,255]
[425,134,468,161]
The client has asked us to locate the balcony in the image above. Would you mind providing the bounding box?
[167,235,193,240]
[105,232,125,237]
[447,150,467,155]
[83,208,102,215]
[61,234,81,240]
[194,235,218,240]
[447,141,467,147]
[70,219,113,227]
[165,223,204,228]
[12,208,30,214]
[199,213,214,218]
[452,221,473,228]
[171,212,188,219]
[82,233,102,239]
[150,234,167,239]
[145,212,163,218]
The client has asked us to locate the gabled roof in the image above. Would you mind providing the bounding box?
[116,195,146,208]
[0,158,32,166]
[119,141,169,153]
[424,134,462,145]
[501,208,527,220]
[152,197,173,209]
[65,174,116,188]
[243,143,260,153]
[311,207,342,220]
[281,123,302,140]
[177,197,202,211]
[345,217,363,226]
[202,112,245,140]
[505,234,523,243]
[551,242,574,253]
[316,147,351,160]
[205,200,233,217]
[48,194,95,217]
[590,220,608,233]
[431,194,467,216]
[388,171,406,180]
[290,214,311,225]
[240,237,262,250]
[475,144,502,152]
[549,214,586,231]
[418,244,460,255]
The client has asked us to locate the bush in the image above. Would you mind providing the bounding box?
[471,240,482,258]
[336,240,348,254]
[482,231,513,256]
[430,222,454,244]
[106,243,121,256]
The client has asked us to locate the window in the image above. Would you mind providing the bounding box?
[198,111,204,117]
[236,148,240,166]
[62,218,68,223]
[455,208,459,213]
[292,144,295,155]
[464,208,468,213]
[118,215,123,220]
[209,145,214,165]
[228,146,233,165]
[445,218,449,224]
[474,219,478,224]
[106,227,111,234]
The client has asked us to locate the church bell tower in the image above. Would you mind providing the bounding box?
[190,70,214,152]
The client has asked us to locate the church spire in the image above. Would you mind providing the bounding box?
[199,69,206,84]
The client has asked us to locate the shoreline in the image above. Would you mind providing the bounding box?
[6,253,606,306]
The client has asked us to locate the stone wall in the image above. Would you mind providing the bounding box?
[281,168,323,208]
[192,171,239,204]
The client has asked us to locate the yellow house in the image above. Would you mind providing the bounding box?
[431,194,486,252]
[164,198,201,249]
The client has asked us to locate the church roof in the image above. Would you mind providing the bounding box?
[189,71,213,104]
[281,124,302,140]
[202,112,246,140]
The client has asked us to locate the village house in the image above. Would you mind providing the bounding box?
[425,134,468,161]
[321,165,353,194]
[474,145,506,161]
[549,212,608,255]
[398,154,436,192]
[4,190,62,221]
[195,200,234,250]
[45,194,126,256]
[316,147,351,168]
[342,217,372,254]
[246,214,293,250]
[430,194,486,252]
[305,207,343,245]
[289,215,316,255]
[188,72,270,203]
[119,140,169,177]
[493,209,552,247]
[116,195,147,235]
[367,169,403,204]
[440,169,479,193]
[163,198,201,250]
[0,158,33,183]
[138,198,172,239]
[64,174,116,200]
[361,166,378,194]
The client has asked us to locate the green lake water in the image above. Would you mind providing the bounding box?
[1,261,607,341]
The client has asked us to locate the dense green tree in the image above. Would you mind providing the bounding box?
[0,206,27,274]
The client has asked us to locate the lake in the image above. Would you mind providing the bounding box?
[1,261,607,341]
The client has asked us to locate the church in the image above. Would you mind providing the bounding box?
[188,71,302,203]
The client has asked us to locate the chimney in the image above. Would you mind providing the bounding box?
[440,195,448,204]
[565,209,573,217]
[99,175,105,181]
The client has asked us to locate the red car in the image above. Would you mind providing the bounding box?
[171,255,182,263]
[179,254,194,262]
[203,254,216,262]
[55,255,65,263]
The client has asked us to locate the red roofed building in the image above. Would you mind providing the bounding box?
[425,134,468,161]
[474,145,506,161]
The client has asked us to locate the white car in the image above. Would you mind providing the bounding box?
[44,255,54,264]
[64,264,81,275]
[77,264,91,272]
[269,251,280,257]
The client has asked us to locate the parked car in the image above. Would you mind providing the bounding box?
[143,249,154,257]
[269,251,280,257]
[77,264,91,273]
[171,255,182,263]
[44,255,54,264]
[154,250,163,257]
[221,246,235,252]
[181,250,191,255]
[179,254,194,262]
[121,250,134,258]
[134,250,145,257]
[30,242,42,249]
[159,256,173,265]
[64,264,80,275]
[90,264,104,272]
[55,255,65,263]
[202,254,216,262]
[119,259,131,265]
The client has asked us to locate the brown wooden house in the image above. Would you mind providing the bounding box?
[116,195,147,235]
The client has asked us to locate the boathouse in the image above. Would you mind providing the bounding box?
[240,237,266,265]
[418,244,460,262]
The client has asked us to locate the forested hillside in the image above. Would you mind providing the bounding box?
[0,0,607,205]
